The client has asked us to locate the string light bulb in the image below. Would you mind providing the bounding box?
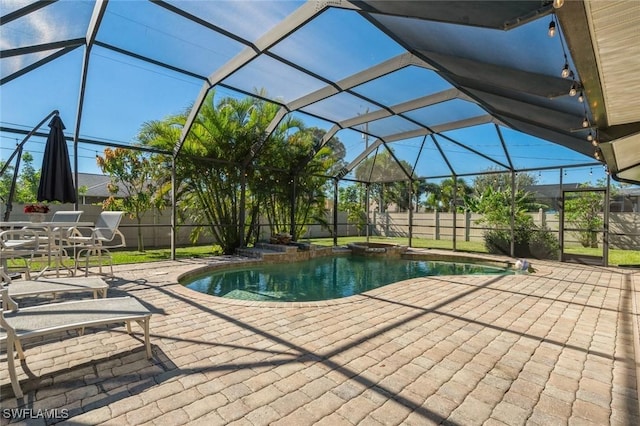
[594,149,602,161]
[587,132,593,142]
[570,83,578,97]
[592,139,599,147]
[553,0,565,9]
[582,117,589,127]
[548,20,556,37]
[578,91,584,103]
[561,63,570,78]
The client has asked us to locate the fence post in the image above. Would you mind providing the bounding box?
[153,209,158,248]
[465,210,471,241]
[538,208,546,228]
[385,211,389,237]
[435,210,440,240]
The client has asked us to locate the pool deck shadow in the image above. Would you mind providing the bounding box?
[1,249,639,425]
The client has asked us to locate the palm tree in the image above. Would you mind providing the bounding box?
[139,91,267,252]
[139,90,344,252]
[438,177,472,212]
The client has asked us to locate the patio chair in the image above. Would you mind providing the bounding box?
[26,210,84,274]
[50,210,83,222]
[0,229,41,280]
[0,288,152,398]
[49,210,84,241]
[67,211,126,277]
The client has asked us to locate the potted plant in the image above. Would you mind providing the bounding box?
[24,204,49,222]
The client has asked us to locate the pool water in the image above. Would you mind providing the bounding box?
[183,256,512,302]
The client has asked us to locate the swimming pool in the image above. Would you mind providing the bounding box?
[182,256,512,302]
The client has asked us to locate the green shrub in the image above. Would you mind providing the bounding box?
[484,229,512,256]
[484,227,532,258]
[529,227,559,259]
[484,225,558,259]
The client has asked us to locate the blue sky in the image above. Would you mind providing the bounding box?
[0,0,607,187]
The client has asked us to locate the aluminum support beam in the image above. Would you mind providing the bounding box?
[73,0,108,210]
[174,1,350,156]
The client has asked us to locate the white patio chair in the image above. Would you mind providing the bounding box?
[50,210,84,236]
[0,229,41,280]
[24,210,84,276]
[67,211,126,277]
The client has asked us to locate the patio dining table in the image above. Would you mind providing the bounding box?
[0,221,93,278]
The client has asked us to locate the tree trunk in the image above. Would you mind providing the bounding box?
[137,217,144,252]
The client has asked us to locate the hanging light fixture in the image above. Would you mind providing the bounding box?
[570,82,578,97]
[554,12,588,106]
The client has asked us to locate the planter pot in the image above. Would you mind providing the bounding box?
[26,213,46,223]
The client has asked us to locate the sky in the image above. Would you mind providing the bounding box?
[0,0,614,188]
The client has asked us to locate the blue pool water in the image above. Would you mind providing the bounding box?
[182,256,512,302]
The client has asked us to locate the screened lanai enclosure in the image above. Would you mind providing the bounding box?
[1,1,639,265]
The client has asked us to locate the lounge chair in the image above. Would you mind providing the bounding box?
[4,278,109,300]
[0,288,152,398]
[0,270,108,299]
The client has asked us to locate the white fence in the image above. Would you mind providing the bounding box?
[4,205,638,250]
[4,204,215,249]
[367,210,639,250]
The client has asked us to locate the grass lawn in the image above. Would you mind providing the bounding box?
[11,238,640,272]
[309,237,640,266]
[563,245,640,266]
[96,239,640,267]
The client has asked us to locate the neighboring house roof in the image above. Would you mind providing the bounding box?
[77,173,117,199]
[525,183,640,199]
[524,183,581,199]
[620,187,640,197]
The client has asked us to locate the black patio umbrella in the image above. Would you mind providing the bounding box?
[37,115,77,203]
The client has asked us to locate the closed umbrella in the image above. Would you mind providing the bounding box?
[37,115,77,203]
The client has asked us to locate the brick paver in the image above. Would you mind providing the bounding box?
[1,252,638,425]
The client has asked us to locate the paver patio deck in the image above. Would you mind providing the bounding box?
[1,250,639,425]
